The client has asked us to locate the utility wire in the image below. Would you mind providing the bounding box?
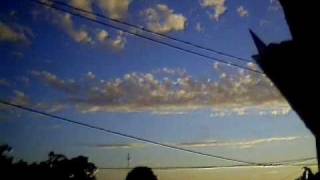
[39,0,253,63]
[99,163,319,170]
[30,0,264,74]
[1,100,266,166]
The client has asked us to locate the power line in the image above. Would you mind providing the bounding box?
[29,0,264,75]
[1,100,318,169]
[1,100,265,166]
[39,0,253,63]
[99,163,319,171]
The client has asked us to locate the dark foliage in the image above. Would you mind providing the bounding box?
[126,166,157,180]
[0,144,97,180]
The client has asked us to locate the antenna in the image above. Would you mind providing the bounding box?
[127,153,131,168]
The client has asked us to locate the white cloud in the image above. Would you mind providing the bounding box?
[142,4,187,33]
[86,71,96,80]
[60,13,93,44]
[70,0,92,12]
[201,0,227,21]
[97,30,109,42]
[111,31,126,49]
[195,22,204,32]
[98,0,131,20]
[10,90,31,106]
[0,21,31,44]
[237,6,249,17]
[31,70,78,94]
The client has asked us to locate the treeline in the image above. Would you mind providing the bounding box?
[0,144,97,180]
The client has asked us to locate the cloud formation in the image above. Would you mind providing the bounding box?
[31,70,78,94]
[69,0,96,19]
[85,136,304,150]
[59,13,93,44]
[30,67,290,116]
[237,6,249,17]
[97,30,109,42]
[91,143,144,149]
[142,4,187,34]
[10,90,31,107]
[111,31,126,49]
[98,0,131,20]
[201,0,227,21]
[70,0,92,12]
[177,136,301,149]
[0,21,32,44]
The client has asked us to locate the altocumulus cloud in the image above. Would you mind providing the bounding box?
[29,67,291,116]
[201,0,227,21]
[142,4,187,34]
[0,21,32,44]
[35,1,128,50]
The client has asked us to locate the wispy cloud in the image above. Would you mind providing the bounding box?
[0,21,32,44]
[31,70,78,94]
[142,4,187,34]
[237,6,249,17]
[200,0,227,21]
[176,136,302,149]
[89,143,144,149]
[83,136,304,150]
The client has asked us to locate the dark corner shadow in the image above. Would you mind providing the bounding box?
[250,0,320,178]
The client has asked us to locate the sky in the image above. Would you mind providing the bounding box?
[0,0,317,179]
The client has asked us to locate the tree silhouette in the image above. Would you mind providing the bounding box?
[0,144,97,180]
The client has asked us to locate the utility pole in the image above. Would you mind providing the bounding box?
[127,153,131,168]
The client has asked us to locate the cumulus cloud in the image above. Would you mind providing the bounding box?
[201,0,227,21]
[60,13,93,43]
[0,21,32,44]
[96,30,126,50]
[69,0,96,19]
[30,67,290,116]
[97,30,109,42]
[237,6,249,17]
[177,136,301,149]
[111,31,126,49]
[98,0,131,20]
[142,4,187,34]
[31,70,78,94]
[70,0,92,12]
[10,90,31,106]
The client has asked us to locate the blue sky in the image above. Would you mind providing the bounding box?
[0,0,316,171]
